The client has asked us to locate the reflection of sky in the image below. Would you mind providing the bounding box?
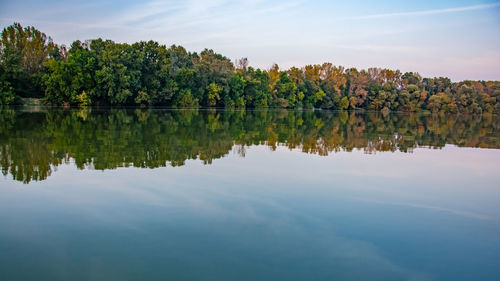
[1,0,500,80]
[1,145,500,280]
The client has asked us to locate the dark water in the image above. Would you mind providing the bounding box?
[1,108,500,281]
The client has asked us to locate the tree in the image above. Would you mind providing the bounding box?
[347,68,370,107]
[0,78,15,105]
[340,96,349,110]
[235,57,248,74]
[43,40,96,105]
[206,82,222,106]
[427,94,442,112]
[228,72,247,107]
[2,22,499,114]
[77,90,91,106]
[175,89,199,107]
[0,23,57,97]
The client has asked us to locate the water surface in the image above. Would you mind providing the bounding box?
[1,108,499,281]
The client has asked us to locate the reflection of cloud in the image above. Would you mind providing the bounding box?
[353,197,494,221]
[323,238,433,281]
[341,168,406,179]
[3,167,431,280]
[181,190,431,280]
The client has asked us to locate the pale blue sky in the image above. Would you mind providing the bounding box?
[1,0,499,81]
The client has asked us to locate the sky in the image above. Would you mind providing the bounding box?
[1,0,499,81]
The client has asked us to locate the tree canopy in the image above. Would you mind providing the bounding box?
[1,23,499,114]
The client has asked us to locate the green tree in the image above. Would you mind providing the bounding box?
[0,23,57,98]
[340,96,349,110]
[206,82,222,106]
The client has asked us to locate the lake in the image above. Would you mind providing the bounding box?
[1,108,500,281]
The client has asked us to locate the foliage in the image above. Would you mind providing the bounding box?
[1,109,499,183]
[0,77,15,105]
[1,23,499,114]
[0,22,58,98]
[77,91,91,107]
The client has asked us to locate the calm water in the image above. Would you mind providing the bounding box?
[1,108,500,281]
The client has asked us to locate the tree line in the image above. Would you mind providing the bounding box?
[1,108,499,183]
[1,23,500,114]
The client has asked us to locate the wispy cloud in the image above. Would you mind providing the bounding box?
[1,0,303,44]
[345,2,500,20]
[1,0,499,80]
[117,0,303,30]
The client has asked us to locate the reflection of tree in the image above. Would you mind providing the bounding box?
[1,108,499,183]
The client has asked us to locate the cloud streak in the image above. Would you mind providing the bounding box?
[346,2,500,20]
[1,0,499,80]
